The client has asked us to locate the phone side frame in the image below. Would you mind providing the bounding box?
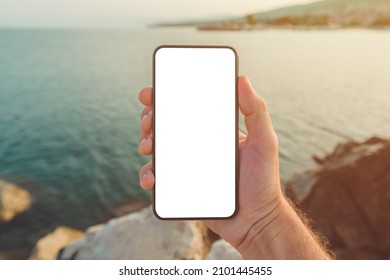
[152,45,239,220]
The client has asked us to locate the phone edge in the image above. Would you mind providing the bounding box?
[152,45,239,220]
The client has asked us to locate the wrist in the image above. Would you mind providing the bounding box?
[236,195,332,260]
[236,193,288,259]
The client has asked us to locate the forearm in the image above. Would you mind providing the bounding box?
[237,195,333,260]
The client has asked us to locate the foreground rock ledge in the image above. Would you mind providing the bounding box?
[29,227,84,260]
[58,206,211,260]
[286,137,390,259]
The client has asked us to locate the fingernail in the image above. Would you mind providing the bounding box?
[140,137,147,145]
[142,171,148,181]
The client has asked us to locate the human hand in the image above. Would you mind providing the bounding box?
[138,76,283,253]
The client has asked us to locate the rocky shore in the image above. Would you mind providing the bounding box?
[2,136,390,259]
[286,136,390,259]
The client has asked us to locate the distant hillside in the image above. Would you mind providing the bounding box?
[195,0,390,30]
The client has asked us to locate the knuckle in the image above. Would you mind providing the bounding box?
[141,107,150,117]
[269,130,279,153]
[256,95,269,112]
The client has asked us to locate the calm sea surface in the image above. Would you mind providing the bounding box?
[0,28,390,254]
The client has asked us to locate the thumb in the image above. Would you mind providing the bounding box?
[238,76,278,153]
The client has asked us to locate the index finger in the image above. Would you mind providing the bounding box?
[138,87,153,107]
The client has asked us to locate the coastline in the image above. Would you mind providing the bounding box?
[194,23,390,31]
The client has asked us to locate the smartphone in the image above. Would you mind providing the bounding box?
[153,45,238,219]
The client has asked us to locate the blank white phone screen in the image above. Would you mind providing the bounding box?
[153,46,237,219]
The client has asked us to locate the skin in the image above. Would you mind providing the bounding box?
[138,76,331,259]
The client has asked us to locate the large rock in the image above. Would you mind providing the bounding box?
[29,226,84,260]
[286,137,390,259]
[102,200,151,222]
[206,239,242,260]
[0,180,31,223]
[58,206,211,260]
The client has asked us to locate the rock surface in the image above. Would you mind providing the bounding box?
[206,239,242,260]
[0,180,31,223]
[102,200,151,222]
[58,206,211,260]
[286,137,390,259]
[29,226,84,260]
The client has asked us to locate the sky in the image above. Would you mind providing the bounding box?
[0,0,319,28]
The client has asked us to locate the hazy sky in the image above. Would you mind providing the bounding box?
[0,0,318,28]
